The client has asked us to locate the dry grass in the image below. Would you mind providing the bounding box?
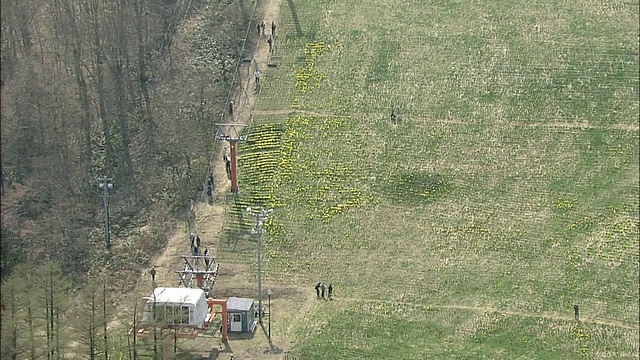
[211,0,640,358]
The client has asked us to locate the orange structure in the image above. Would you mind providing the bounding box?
[215,124,248,194]
[207,298,228,342]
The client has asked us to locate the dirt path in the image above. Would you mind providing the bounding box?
[145,0,283,302]
[115,0,290,358]
[339,297,639,331]
[252,109,640,132]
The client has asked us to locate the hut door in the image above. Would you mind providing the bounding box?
[230,313,242,332]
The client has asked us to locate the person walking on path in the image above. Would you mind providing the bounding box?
[260,21,266,35]
[254,69,261,86]
[150,266,156,283]
[196,236,201,250]
[328,284,333,299]
[204,249,211,268]
[315,283,321,298]
[207,175,214,197]
[190,232,195,250]
[320,283,326,299]
[223,147,230,163]
[228,101,234,117]
[271,21,276,37]
[267,35,273,53]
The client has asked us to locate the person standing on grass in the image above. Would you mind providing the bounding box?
[196,236,201,250]
[190,232,195,250]
[150,266,156,283]
[574,305,579,321]
[315,283,321,298]
[328,284,333,299]
[271,21,276,37]
[320,283,326,299]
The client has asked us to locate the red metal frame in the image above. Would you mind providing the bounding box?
[134,298,228,342]
[229,141,238,193]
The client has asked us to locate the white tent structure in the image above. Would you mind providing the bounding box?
[142,287,210,328]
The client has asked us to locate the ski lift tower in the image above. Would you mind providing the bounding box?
[215,124,249,194]
[176,254,220,297]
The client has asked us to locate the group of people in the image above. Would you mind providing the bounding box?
[189,232,212,267]
[257,20,276,38]
[257,20,277,52]
[189,232,202,255]
[314,282,333,300]
[253,20,276,89]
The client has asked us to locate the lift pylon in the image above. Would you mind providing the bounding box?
[215,124,249,194]
[176,255,220,297]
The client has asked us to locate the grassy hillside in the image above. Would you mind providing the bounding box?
[222,0,639,358]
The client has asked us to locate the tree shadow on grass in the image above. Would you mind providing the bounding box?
[286,0,303,37]
[259,321,284,355]
[205,339,233,360]
[379,172,450,205]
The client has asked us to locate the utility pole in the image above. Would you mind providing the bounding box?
[98,176,113,250]
[267,288,272,340]
[247,207,273,324]
[215,124,248,194]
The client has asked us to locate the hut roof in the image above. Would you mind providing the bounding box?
[147,287,205,305]
[227,297,254,312]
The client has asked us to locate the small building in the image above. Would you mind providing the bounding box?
[142,287,210,328]
[226,297,256,333]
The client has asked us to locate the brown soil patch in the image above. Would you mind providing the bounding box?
[109,1,304,359]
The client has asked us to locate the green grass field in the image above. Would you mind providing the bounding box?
[223,0,639,358]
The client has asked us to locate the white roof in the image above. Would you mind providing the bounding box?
[147,287,206,305]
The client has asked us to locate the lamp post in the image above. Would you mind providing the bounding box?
[267,289,272,340]
[247,207,273,324]
[98,176,113,250]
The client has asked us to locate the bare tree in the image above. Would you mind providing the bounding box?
[0,280,19,360]
[103,283,108,360]
[132,301,138,360]
[86,0,114,172]
[133,0,156,154]
[89,288,97,360]
[57,0,93,172]
[109,0,135,185]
